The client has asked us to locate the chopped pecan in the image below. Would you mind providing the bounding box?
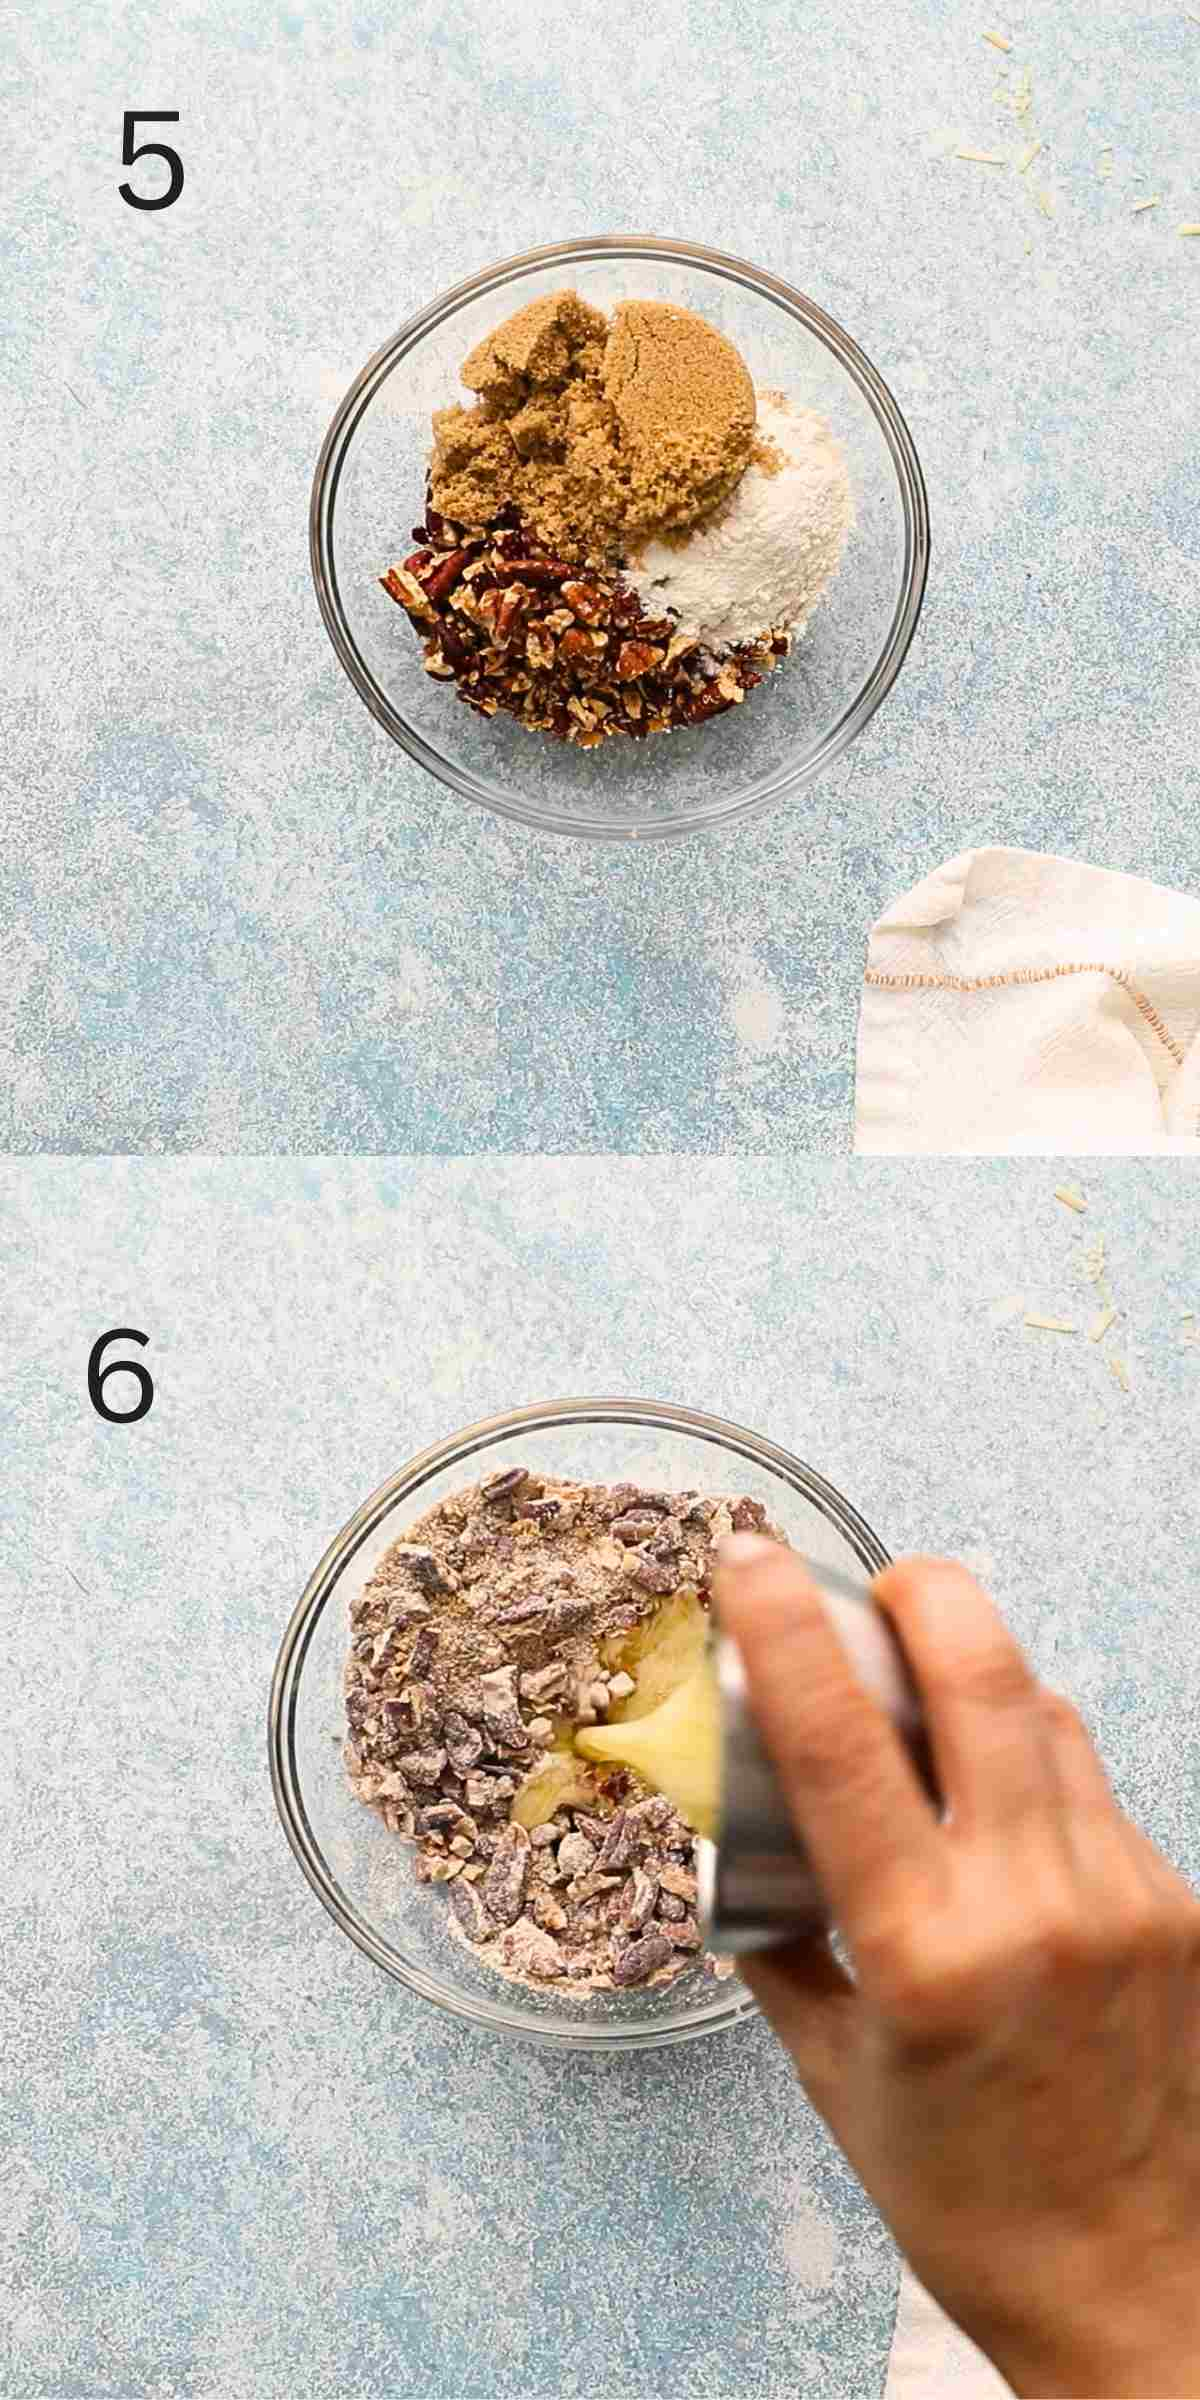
[381,565,435,618]
[621,1868,659,1933]
[407,1625,438,1680]
[544,1593,594,1638]
[489,1593,548,1625]
[420,547,473,606]
[519,1661,568,1703]
[629,1546,680,1595]
[561,579,610,624]
[595,1812,635,1873]
[482,1466,531,1505]
[616,639,665,681]
[732,1497,767,1533]
[398,1746,447,1787]
[481,1824,531,1927]
[443,1713,485,1775]
[611,1927,673,1986]
[556,1832,597,1880]
[394,1544,457,1595]
[610,1509,668,1546]
[558,627,602,670]
[384,507,785,748]
[493,587,527,640]
[503,557,571,585]
[450,1879,494,1943]
[657,1863,698,1903]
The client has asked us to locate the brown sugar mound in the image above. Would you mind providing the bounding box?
[460,288,608,403]
[603,300,755,534]
[430,288,756,564]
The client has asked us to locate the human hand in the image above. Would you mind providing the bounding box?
[715,1541,1200,2400]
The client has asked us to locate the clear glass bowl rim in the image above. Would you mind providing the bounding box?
[309,232,931,842]
[268,1395,892,2051]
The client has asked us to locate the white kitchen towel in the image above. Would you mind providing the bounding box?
[885,2266,1013,2398]
[855,847,1200,1153]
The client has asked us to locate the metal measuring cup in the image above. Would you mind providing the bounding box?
[697,1556,935,1952]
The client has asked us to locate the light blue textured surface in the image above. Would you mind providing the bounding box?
[3,1156,1198,2399]
[5,1,1200,1150]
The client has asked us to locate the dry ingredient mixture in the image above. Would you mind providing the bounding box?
[342,1467,776,1994]
[381,287,852,750]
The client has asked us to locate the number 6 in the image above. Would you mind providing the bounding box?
[119,112,184,212]
[88,1329,155,1424]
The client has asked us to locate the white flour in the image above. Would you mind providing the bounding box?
[629,391,853,650]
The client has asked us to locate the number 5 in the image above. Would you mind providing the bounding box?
[119,112,184,212]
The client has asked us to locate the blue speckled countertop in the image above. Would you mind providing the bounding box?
[6,0,1200,1151]
[3,1157,1198,2398]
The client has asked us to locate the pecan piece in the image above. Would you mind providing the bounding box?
[518,1662,568,1704]
[481,1824,531,1927]
[556,1832,597,1880]
[407,1625,437,1680]
[482,1466,531,1506]
[558,627,602,670]
[397,1746,448,1788]
[616,640,665,681]
[381,566,435,619]
[489,1594,549,1625]
[680,683,736,724]
[620,1867,659,1933]
[606,1486,671,1517]
[611,1927,674,1986]
[629,1546,680,1595]
[657,1863,698,1903]
[732,1498,767,1533]
[450,1879,494,1943]
[419,1801,475,1838]
[442,1713,485,1776]
[495,1918,565,1979]
[544,1592,595,1639]
[421,548,473,606]
[394,1544,457,1594]
[503,557,571,586]
[662,1914,703,1951]
[478,1666,520,1724]
[610,1509,668,1546]
[595,1811,635,1873]
[561,579,610,625]
[493,587,528,641]
[436,623,474,673]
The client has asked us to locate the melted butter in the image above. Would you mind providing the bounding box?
[575,1654,721,1840]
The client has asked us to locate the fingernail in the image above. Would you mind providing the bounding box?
[716,1533,777,1568]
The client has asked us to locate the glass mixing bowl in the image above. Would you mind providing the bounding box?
[269,1398,891,2051]
[310,236,929,841]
